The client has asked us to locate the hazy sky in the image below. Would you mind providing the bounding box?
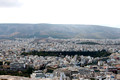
[0,0,120,28]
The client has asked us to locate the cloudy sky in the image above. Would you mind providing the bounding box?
[0,0,120,28]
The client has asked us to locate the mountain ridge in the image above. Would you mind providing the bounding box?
[0,24,120,39]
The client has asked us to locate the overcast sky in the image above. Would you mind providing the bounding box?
[0,0,120,28]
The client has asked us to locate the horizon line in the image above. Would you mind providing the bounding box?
[0,23,119,28]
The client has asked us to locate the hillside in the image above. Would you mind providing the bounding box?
[0,24,120,39]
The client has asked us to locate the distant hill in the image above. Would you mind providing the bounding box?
[0,24,120,39]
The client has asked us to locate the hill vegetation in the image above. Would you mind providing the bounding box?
[21,50,111,57]
[0,24,120,39]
